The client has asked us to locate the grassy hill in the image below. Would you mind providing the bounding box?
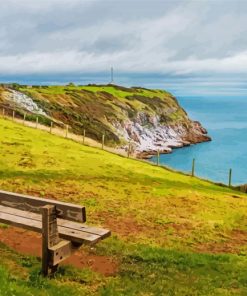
[0,117,247,295]
[17,84,188,142]
[0,84,210,155]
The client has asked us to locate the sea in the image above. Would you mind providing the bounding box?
[150,95,247,185]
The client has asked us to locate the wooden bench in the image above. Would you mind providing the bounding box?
[0,190,110,276]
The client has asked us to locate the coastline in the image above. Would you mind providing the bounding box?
[136,135,212,159]
[131,120,212,159]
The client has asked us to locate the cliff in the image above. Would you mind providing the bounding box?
[0,84,211,156]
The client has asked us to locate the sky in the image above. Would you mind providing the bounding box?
[1,0,247,95]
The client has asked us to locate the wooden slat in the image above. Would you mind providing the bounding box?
[0,190,86,223]
[58,220,110,239]
[0,205,110,239]
[0,209,100,244]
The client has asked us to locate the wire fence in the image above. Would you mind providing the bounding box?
[0,103,131,158]
[153,153,247,192]
[1,103,246,194]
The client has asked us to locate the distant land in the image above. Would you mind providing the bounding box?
[0,83,211,157]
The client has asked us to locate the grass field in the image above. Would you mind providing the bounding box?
[0,117,247,295]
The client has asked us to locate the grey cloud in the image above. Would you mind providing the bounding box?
[0,0,247,75]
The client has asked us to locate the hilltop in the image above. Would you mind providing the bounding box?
[0,118,246,295]
[0,84,210,157]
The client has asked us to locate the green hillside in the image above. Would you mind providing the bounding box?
[0,117,247,295]
[0,84,210,153]
[17,84,186,142]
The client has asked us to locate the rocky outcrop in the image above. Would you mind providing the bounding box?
[6,90,46,115]
[1,84,211,157]
[112,112,210,158]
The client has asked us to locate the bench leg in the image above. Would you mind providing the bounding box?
[41,205,60,276]
[50,264,58,275]
[41,205,77,276]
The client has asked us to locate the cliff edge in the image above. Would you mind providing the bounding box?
[0,84,211,156]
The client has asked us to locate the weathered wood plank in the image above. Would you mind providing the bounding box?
[49,240,72,266]
[0,210,101,244]
[0,190,86,223]
[0,205,110,239]
[58,220,110,239]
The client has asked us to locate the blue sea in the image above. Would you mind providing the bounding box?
[150,95,247,185]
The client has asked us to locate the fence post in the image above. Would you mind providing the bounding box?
[102,134,105,150]
[36,117,39,129]
[229,168,232,187]
[23,113,26,125]
[12,110,15,121]
[2,108,5,118]
[127,141,131,158]
[157,150,160,166]
[83,129,85,144]
[50,122,53,134]
[192,158,195,177]
[65,125,68,138]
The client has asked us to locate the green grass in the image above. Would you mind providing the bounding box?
[99,240,247,296]
[0,117,247,295]
[18,84,171,99]
[0,242,103,295]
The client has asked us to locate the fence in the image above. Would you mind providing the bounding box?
[1,104,245,192]
[0,104,133,158]
[153,150,243,190]
[1,103,65,129]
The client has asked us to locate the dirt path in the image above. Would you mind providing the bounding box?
[0,226,118,276]
[12,116,128,158]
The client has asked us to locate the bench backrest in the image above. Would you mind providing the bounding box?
[0,190,86,223]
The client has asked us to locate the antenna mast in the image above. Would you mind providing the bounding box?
[110,67,114,84]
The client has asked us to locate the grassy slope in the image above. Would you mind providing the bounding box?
[15,84,188,144]
[0,118,247,295]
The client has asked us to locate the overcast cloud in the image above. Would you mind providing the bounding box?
[0,0,247,78]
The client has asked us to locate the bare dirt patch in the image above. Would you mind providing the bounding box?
[170,222,194,232]
[95,212,150,237]
[95,211,194,241]
[0,227,118,276]
[196,229,247,254]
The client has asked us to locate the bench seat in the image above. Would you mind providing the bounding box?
[0,189,111,276]
[0,205,110,245]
